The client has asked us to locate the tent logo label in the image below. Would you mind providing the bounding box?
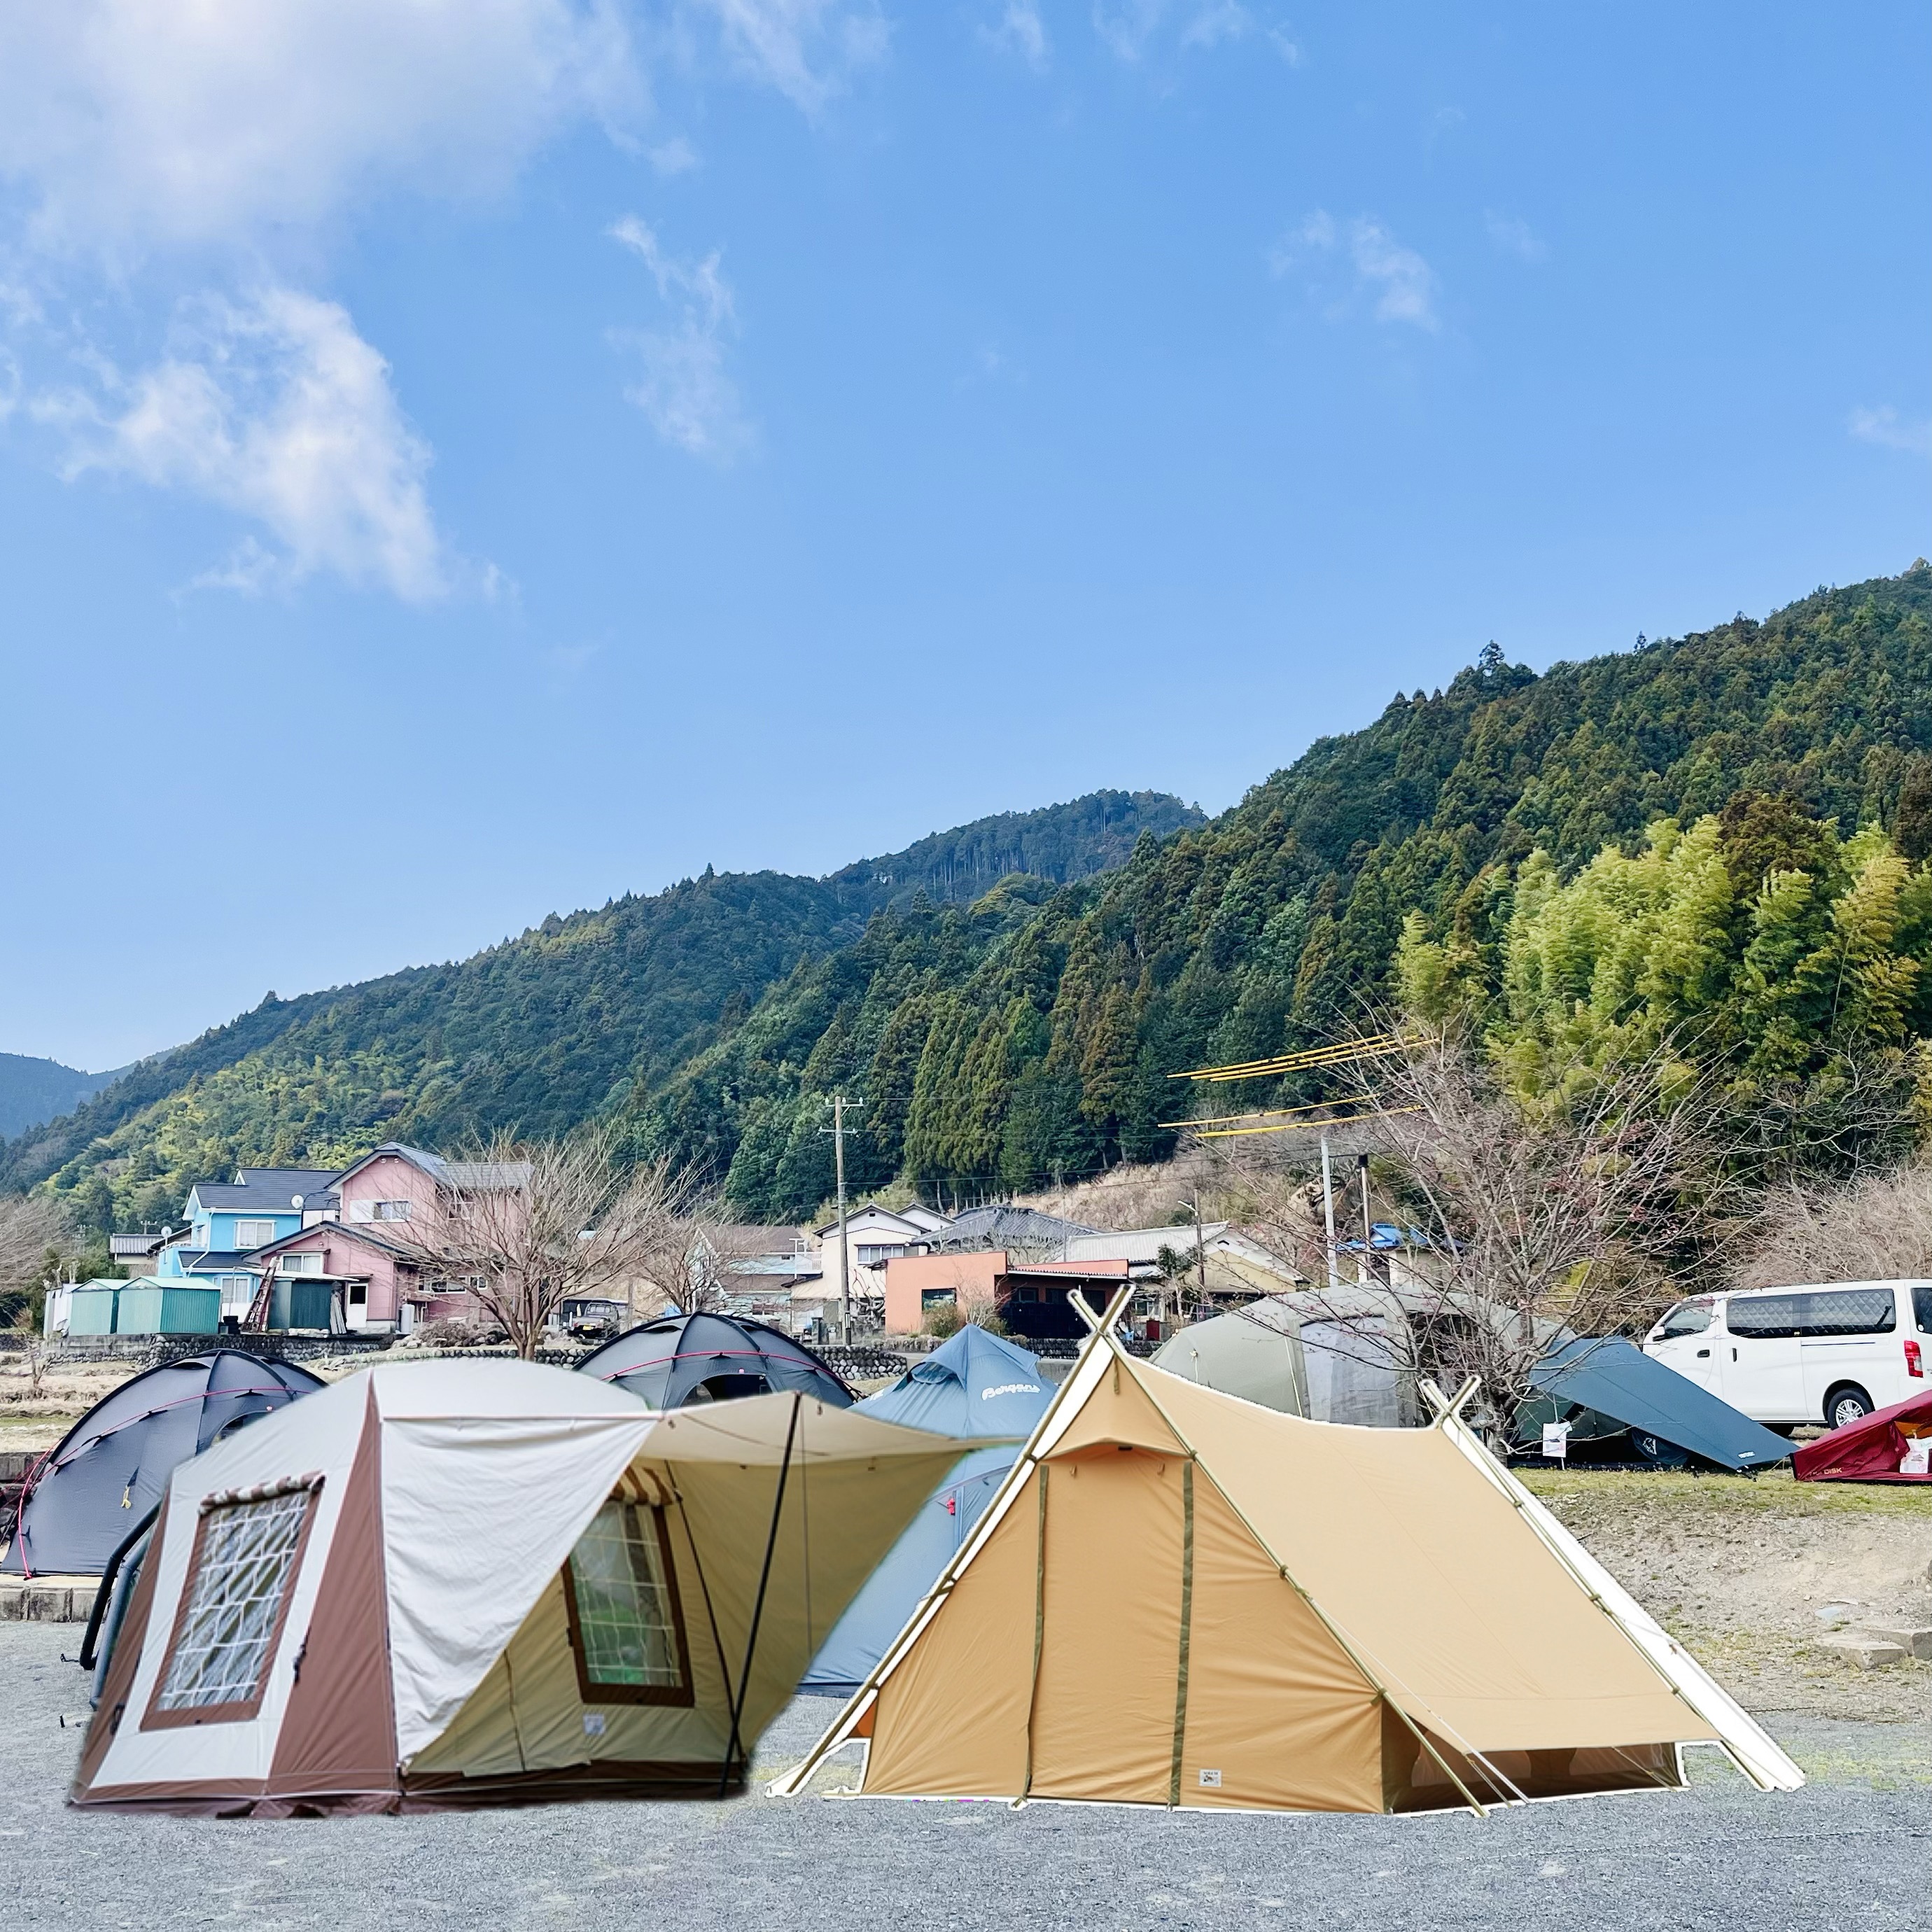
[582,1713,606,1737]
[1198,1768,1222,1788]
[980,1383,1041,1400]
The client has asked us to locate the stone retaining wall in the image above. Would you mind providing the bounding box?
[0,1577,99,1623]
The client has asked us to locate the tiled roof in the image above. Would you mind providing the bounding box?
[188,1168,338,1212]
[937,1205,1098,1250]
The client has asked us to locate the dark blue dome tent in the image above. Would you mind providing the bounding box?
[2,1349,324,1577]
[801,1324,1056,1697]
[575,1312,853,1410]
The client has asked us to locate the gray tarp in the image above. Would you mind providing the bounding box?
[1527,1336,1793,1471]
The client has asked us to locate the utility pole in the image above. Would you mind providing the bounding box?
[1357,1151,1373,1285]
[820,1094,864,1343]
[1191,1192,1208,1303]
[1320,1133,1340,1292]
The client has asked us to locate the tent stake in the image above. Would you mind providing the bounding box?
[720,1391,801,1797]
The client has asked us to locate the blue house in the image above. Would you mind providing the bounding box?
[155,1167,340,1321]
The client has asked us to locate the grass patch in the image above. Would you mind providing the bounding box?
[1520,1464,1932,1518]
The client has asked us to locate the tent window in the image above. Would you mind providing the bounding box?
[564,1501,693,1707]
[144,1482,320,1728]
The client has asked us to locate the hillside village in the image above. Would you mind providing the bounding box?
[43,1144,1332,1347]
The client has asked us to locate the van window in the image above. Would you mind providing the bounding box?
[1915,1286,1932,1334]
[1656,1299,1713,1338]
[1728,1289,1896,1339]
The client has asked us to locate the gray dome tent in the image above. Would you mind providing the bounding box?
[3,1349,323,1577]
[575,1312,853,1410]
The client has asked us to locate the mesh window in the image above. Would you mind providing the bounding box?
[1726,1294,1804,1338]
[153,1488,313,1714]
[1729,1290,1896,1338]
[568,1502,687,1694]
[1798,1289,1896,1336]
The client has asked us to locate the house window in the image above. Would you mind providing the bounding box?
[234,1219,277,1249]
[921,1288,957,1310]
[563,1500,692,1706]
[218,1275,253,1304]
[347,1282,368,1307]
[144,1478,321,1728]
[278,1252,323,1275]
[372,1200,412,1222]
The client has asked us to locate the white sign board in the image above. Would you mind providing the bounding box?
[1541,1422,1571,1460]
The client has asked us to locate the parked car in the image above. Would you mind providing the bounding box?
[1643,1280,1932,1432]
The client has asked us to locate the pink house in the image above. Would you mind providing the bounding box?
[250,1143,530,1333]
[246,1219,426,1331]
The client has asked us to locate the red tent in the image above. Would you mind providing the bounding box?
[1793,1387,1932,1483]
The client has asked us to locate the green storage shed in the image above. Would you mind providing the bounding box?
[66,1285,122,1336]
[269,1277,335,1331]
[113,1279,220,1336]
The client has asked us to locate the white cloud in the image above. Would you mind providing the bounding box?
[1849,405,1932,458]
[609,215,754,463]
[1350,220,1436,326]
[688,0,888,113]
[1272,209,1438,331]
[1095,0,1297,62]
[1180,3,1251,50]
[44,287,447,599]
[986,1,1051,69]
[1484,209,1546,262]
[0,1,640,258]
[650,135,702,176]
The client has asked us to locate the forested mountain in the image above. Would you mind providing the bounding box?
[1,790,1202,1231]
[16,569,1932,1236]
[629,566,1932,1218]
[0,1054,121,1140]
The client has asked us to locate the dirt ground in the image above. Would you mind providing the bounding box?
[1521,1465,1932,1722]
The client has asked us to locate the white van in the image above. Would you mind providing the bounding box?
[1644,1280,1932,1432]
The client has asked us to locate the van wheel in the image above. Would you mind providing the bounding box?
[1824,1385,1874,1432]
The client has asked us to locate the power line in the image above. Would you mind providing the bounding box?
[1158,1093,1375,1130]
[1166,1029,1432,1084]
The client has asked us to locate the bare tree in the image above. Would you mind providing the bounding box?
[625,1174,766,1318]
[1730,1156,1932,1291]
[383,1130,689,1359]
[0,1194,76,1331]
[1196,1028,1736,1432]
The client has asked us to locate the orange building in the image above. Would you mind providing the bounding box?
[883,1250,1130,1339]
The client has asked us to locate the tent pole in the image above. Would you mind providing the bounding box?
[76,1503,160,1672]
[719,1391,801,1797]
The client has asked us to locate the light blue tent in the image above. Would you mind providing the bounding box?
[799,1326,1054,1696]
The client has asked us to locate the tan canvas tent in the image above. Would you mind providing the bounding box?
[73,1358,975,1815]
[776,1301,1802,1814]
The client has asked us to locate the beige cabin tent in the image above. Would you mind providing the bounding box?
[777,1308,1802,1814]
[73,1359,974,1815]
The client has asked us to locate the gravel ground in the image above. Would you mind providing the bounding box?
[4,1625,1926,1932]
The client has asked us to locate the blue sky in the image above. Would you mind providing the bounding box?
[0,3,1925,1070]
